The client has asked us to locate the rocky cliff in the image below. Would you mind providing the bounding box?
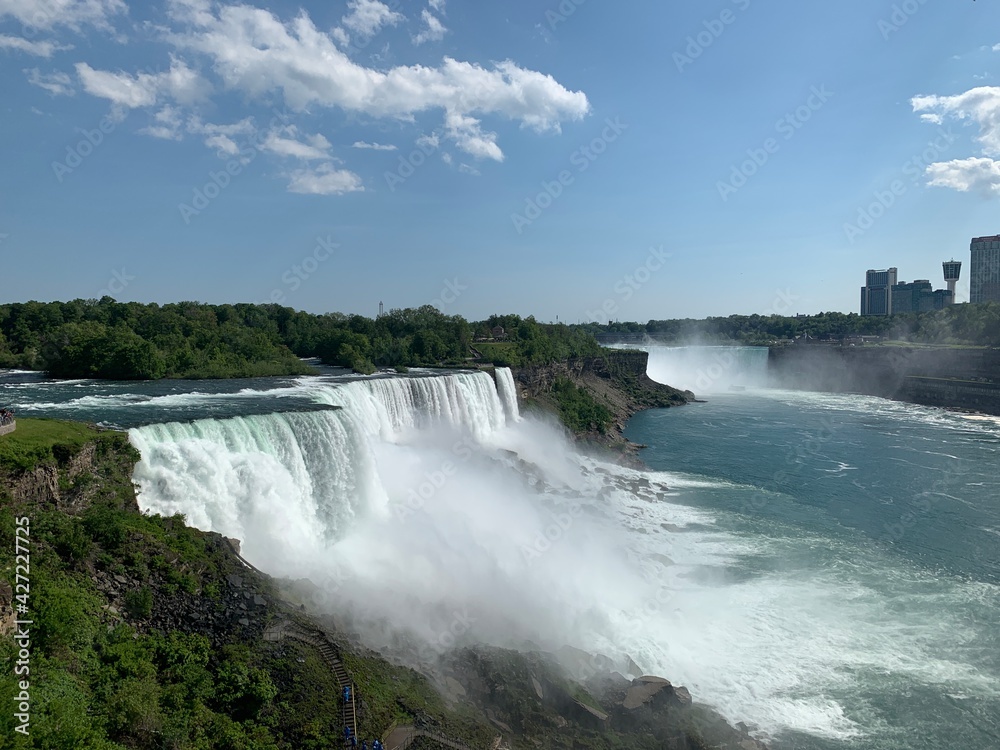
[512,350,694,456]
[769,345,1000,415]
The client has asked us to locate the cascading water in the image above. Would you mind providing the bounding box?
[494,366,521,423]
[114,363,1000,749]
[619,344,770,393]
[129,368,676,680]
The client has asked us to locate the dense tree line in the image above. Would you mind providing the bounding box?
[580,303,1000,347]
[0,299,604,380]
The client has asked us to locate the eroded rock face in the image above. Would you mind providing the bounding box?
[623,675,674,710]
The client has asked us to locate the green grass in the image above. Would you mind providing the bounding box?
[0,417,100,472]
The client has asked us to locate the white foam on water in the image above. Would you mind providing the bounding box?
[125,369,1000,746]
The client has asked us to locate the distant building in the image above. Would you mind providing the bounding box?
[891,279,954,314]
[942,259,962,303]
[861,267,898,316]
[891,280,932,314]
[970,236,1000,304]
[490,326,506,340]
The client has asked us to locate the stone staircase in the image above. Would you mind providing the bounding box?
[264,619,498,750]
[263,619,356,742]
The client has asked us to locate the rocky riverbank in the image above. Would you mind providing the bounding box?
[511,350,694,459]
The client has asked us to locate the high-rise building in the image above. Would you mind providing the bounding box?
[861,267,898,316]
[942,259,961,303]
[970,236,1000,304]
[891,280,932,314]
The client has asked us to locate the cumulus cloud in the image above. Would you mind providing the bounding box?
[0,34,71,56]
[25,67,74,95]
[139,104,184,139]
[413,9,447,45]
[926,157,1000,195]
[340,0,403,39]
[65,2,588,193]
[262,125,332,160]
[353,140,397,150]
[162,5,587,131]
[0,0,126,32]
[912,86,1000,195]
[444,111,502,161]
[76,57,210,111]
[287,162,364,194]
[912,87,1000,156]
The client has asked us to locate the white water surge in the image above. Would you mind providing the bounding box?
[127,366,984,746]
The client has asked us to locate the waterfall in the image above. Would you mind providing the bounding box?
[623,345,770,394]
[129,371,514,576]
[494,367,521,423]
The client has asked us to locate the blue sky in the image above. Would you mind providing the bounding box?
[2,0,1000,322]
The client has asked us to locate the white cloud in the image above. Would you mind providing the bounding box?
[76,57,210,111]
[417,133,440,150]
[353,140,397,150]
[413,9,447,45]
[163,4,588,137]
[428,0,446,13]
[24,67,73,95]
[166,0,214,27]
[926,157,1000,195]
[0,34,71,57]
[912,87,1000,156]
[287,162,364,194]
[140,105,184,140]
[912,86,1000,197]
[340,0,403,39]
[444,111,502,161]
[262,125,332,160]
[205,133,240,155]
[0,0,126,32]
[458,162,479,176]
[994,43,1000,52]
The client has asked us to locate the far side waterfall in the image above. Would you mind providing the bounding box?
[627,345,770,394]
[495,366,521,423]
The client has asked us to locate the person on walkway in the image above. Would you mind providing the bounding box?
[344,726,351,741]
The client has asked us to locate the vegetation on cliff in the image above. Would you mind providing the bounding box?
[584,302,1000,347]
